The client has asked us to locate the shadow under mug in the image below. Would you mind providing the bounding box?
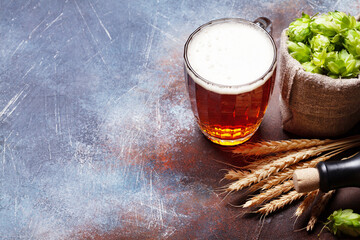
[183,18,277,146]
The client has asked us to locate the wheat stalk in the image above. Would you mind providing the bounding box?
[244,180,294,208]
[294,190,319,217]
[227,146,323,192]
[227,140,360,192]
[226,137,360,182]
[224,153,287,181]
[233,135,360,156]
[256,149,346,191]
[249,155,328,192]
[233,138,332,155]
[256,190,307,216]
[224,169,249,180]
[237,152,290,170]
[306,190,336,231]
[221,135,360,226]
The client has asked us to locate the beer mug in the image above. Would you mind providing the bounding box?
[184,18,277,146]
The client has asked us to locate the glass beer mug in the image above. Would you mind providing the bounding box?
[184,18,277,146]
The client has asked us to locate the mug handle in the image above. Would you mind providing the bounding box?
[253,17,272,35]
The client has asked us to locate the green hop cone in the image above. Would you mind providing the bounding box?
[310,34,333,52]
[330,33,344,50]
[356,21,360,31]
[326,209,360,237]
[287,13,312,42]
[287,11,360,78]
[343,29,360,58]
[326,49,360,78]
[312,49,327,67]
[302,61,323,74]
[310,13,340,37]
[329,11,357,31]
[287,41,311,63]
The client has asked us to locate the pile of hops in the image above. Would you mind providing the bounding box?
[287,11,360,78]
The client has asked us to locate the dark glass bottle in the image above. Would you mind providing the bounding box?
[318,153,360,192]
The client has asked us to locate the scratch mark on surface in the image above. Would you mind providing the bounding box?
[29,17,47,39]
[53,50,60,59]
[22,64,36,79]
[141,203,188,218]
[307,0,318,9]
[11,40,25,58]
[0,85,30,123]
[84,51,100,65]
[162,227,177,239]
[143,14,157,67]
[144,81,163,107]
[54,95,61,135]
[128,32,134,50]
[149,170,153,202]
[14,197,18,218]
[2,131,14,176]
[125,85,137,95]
[42,12,64,33]
[228,0,236,16]
[156,12,169,20]
[156,98,161,130]
[48,140,52,161]
[20,0,32,10]
[74,0,108,68]
[2,136,6,177]
[332,0,341,10]
[144,19,181,44]
[88,0,112,41]
[158,198,164,227]
[66,112,73,147]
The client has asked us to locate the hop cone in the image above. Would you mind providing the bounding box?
[329,11,357,31]
[343,29,360,58]
[325,49,360,78]
[327,209,360,237]
[288,13,312,42]
[287,41,311,63]
[310,14,340,37]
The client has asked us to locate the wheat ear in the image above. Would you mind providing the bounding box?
[233,138,332,155]
[243,180,294,208]
[256,190,307,216]
[226,137,360,182]
[237,152,290,170]
[294,190,319,217]
[227,146,324,192]
[250,154,332,192]
[224,153,289,181]
[306,190,336,231]
[224,169,249,180]
[232,144,354,190]
[227,140,360,192]
[233,135,360,156]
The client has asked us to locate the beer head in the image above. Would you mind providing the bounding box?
[184,18,276,95]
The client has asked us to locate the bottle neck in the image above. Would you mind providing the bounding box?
[317,153,360,192]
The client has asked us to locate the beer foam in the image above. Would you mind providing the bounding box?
[185,20,276,94]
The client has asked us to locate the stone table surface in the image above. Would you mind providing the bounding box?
[1,0,360,239]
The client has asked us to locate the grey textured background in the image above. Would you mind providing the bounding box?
[1,0,359,239]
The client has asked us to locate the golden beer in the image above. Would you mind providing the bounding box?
[184,18,276,146]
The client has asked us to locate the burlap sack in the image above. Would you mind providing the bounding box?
[278,29,360,137]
